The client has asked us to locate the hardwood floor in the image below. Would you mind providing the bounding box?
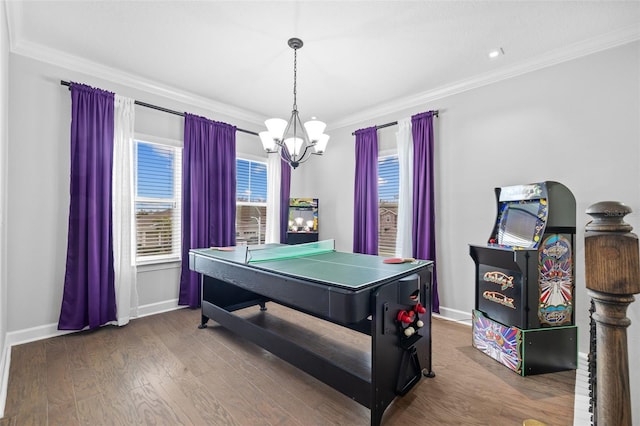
[1,306,575,425]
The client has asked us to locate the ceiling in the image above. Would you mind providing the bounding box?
[6,1,640,130]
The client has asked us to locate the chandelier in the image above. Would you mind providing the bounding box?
[259,38,329,169]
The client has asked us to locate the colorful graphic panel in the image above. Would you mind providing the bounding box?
[477,265,523,328]
[472,310,523,375]
[538,234,573,326]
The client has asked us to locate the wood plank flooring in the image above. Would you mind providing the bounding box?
[1,305,575,425]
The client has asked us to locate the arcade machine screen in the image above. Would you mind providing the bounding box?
[495,200,546,249]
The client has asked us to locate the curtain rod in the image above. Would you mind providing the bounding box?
[60,80,259,136]
[351,110,439,135]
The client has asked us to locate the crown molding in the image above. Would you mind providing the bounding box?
[6,0,639,134]
[331,24,640,131]
[9,39,266,128]
[5,0,266,127]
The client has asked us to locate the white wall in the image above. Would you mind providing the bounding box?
[3,30,640,422]
[0,0,10,417]
[6,53,267,335]
[301,40,640,421]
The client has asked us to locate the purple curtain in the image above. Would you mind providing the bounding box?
[179,113,236,307]
[280,159,291,244]
[353,127,378,254]
[412,111,439,313]
[58,83,117,330]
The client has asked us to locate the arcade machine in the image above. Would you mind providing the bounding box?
[469,181,578,376]
[286,198,319,245]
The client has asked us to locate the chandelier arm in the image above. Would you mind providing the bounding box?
[291,109,309,162]
[282,111,296,142]
[295,145,314,164]
[277,110,297,162]
[279,143,293,163]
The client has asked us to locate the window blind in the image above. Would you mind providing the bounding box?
[236,158,268,245]
[135,140,182,261]
[378,155,399,256]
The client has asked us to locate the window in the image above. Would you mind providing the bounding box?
[378,155,399,256]
[134,138,182,263]
[236,158,267,245]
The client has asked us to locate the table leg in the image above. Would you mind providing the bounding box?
[198,315,209,329]
[369,271,433,426]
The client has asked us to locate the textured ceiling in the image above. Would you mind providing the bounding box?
[6,1,640,129]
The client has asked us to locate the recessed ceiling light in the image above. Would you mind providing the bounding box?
[488,48,504,59]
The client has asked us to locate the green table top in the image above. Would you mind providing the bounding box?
[190,242,431,290]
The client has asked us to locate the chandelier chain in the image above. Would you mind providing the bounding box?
[292,47,298,111]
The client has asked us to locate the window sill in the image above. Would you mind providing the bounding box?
[137,257,181,272]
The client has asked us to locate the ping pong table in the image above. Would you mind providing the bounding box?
[189,240,434,426]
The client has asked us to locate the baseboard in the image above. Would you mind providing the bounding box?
[435,306,473,325]
[136,298,182,318]
[5,322,71,348]
[4,299,182,348]
[0,341,10,418]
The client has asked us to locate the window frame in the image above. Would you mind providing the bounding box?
[236,156,268,245]
[134,133,183,266]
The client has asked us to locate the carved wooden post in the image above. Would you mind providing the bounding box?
[585,201,640,426]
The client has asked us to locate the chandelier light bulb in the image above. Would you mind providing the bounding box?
[284,137,304,156]
[303,120,326,142]
[259,131,277,152]
[314,134,330,154]
[265,118,288,140]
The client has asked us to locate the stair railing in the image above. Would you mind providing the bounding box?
[585,201,639,426]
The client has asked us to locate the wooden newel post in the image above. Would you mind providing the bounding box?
[585,201,640,426]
